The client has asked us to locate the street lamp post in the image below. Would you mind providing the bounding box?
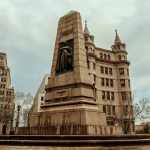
[16,104,21,127]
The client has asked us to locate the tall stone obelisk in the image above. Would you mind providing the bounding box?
[30,11,107,135]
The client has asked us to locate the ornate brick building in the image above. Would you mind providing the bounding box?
[0,52,14,134]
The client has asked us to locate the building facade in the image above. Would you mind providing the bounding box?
[84,22,134,132]
[28,74,50,125]
[0,52,14,135]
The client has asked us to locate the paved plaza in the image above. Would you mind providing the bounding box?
[0,145,150,150]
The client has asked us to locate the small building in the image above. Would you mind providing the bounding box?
[0,52,14,135]
[28,74,50,126]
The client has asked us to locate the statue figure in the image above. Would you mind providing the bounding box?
[55,41,73,73]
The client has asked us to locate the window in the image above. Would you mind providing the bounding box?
[127,69,129,75]
[108,55,110,60]
[41,97,44,101]
[1,78,3,82]
[110,79,113,87]
[101,78,104,86]
[102,91,105,99]
[2,91,5,95]
[108,105,111,115]
[105,67,108,74]
[100,66,104,73]
[100,53,103,58]
[94,75,96,83]
[106,79,109,86]
[5,71,7,76]
[85,37,88,41]
[120,79,125,87]
[5,105,7,109]
[93,62,95,70]
[109,68,112,75]
[111,92,114,100]
[2,71,4,76]
[118,55,121,60]
[3,84,5,89]
[8,105,10,109]
[1,56,3,60]
[104,54,106,59]
[112,106,115,115]
[117,45,120,50]
[119,68,124,75]
[107,91,110,100]
[4,78,6,82]
[121,92,126,100]
[123,105,128,115]
[107,121,114,125]
[128,80,130,87]
[41,103,43,105]
[103,105,106,114]
[1,104,3,109]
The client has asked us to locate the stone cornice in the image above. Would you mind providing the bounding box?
[89,53,130,65]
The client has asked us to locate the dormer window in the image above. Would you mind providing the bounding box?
[117,45,120,50]
[85,37,88,41]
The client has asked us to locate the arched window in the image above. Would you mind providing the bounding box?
[118,55,121,60]
[108,55,110,60]
[100,53,103,58]
[104,54,106,59]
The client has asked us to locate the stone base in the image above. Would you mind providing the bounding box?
[16,125,122,135]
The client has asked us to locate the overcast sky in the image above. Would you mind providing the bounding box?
[1,0,150,101]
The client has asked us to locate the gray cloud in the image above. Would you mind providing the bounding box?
[1,0,149,99]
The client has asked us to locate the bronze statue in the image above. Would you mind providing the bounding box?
[55,41,73,73]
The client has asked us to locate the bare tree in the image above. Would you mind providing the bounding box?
[112,91,150,134]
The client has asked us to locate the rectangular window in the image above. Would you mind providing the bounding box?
[106,79,109,86]
[41,97,44,101]
[119,68,124,75]
[100,67,104,73]
[109,68,112,75]
[1,78,3,82]
[41,103,43,105]
[94,75,96,83]
[127,69,129,75]
[110,79,113,87]
[101,78,104,86]
[103,105,106,114]
[105,67,108,74]
[107,91,110,100]
[3,84,5,89]
[5,105,7,109]
[102,91,105,99]
[1,104,3,109]
[121,92,126,100]
[93,63,95,70]
[108,105,111,115]
[112,106,115,115]
[5,71,7,76]
[128,80,130,87]
[111,92,114,100]
[1,56,3,60]
[117,45,120,50]
[8,105,10,109]
[123,105,128,115]
[120,79,125,87]
[2,91,5,95]
[4,78,6,82]
[2,71,4,76]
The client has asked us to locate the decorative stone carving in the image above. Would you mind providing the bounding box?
[55,39,74,74]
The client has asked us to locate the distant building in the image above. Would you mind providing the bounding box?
[28,74,50,125]
[0,52,14,135]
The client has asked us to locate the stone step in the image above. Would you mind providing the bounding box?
[0,139,150,146]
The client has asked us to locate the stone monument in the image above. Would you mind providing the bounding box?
[16,11,122,135]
